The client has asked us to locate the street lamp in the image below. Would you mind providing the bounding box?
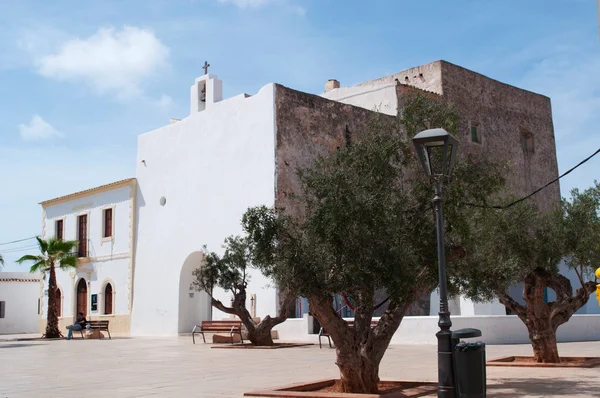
[412,128,459,398]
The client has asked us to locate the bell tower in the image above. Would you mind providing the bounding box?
[190,61,223,115]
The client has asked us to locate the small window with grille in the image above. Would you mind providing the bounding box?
[521,131,534,154]
[470,121,481,143]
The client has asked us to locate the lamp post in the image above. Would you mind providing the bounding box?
[412,128,459,398]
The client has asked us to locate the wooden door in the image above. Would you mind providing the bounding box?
[78,215,87,257]
[104,284,113,315]
[76,279,87,316]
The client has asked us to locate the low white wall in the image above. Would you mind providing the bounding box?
[276,315,600,345]
[0,273,42,335]
[275,314,313,341]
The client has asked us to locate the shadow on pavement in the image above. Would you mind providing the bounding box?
[488,378,596,396]
[0,343,46,349]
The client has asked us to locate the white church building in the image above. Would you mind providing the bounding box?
[32,61,600,341]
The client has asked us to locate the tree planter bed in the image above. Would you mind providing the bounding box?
[487,356,600,368]
[244,379,437,397]
[212,343,313,349]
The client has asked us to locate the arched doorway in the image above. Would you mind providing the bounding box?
[76,279,87,316]
[178,252,211,334]
[104,283,113,315]
[56,289,62,317]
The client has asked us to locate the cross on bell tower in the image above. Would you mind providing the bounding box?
[190,62,222,115]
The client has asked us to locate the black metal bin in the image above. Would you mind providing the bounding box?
[452,328,486,398]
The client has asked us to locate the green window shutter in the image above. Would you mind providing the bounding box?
[471,125,478,142]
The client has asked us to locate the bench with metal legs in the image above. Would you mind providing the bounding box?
[192,320,243,344]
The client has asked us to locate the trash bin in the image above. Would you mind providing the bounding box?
[452,328,486,398]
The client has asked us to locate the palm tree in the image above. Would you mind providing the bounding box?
[17,237,79,338]
[0,254,4,270]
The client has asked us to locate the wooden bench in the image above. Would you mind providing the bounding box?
[192,320,243,344]
[74,320,111,339]
[319,320,378,349]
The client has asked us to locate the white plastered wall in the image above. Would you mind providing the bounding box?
[320,83,398,116]
[131,82,278,336]
[0,273,42,334]
[41,184,135,320]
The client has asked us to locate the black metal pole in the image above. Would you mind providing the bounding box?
[434,180,455,398]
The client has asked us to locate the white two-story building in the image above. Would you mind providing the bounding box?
[39,179,137,335]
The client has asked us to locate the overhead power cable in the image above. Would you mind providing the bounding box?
[1,244,39,254]
[464,147,600,210]
[0,236,37,246]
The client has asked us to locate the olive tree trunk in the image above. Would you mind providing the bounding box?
[45,262,60,338]
[211,288,295,346]
[498,269,596,363]
[308,294,411,394]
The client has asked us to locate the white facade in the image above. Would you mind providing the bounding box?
[40,179,136,335]
[322,83,398,116]
[131,74,278,336]
[0,273,42,334]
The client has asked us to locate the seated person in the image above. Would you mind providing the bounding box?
[66,312,87,340]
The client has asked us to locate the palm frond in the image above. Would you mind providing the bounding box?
[0,255,4,265]
[53,239,79,254]
[58,255,78,269]
[16,254,44,264]
[30,261,46,273]
[36,236,48,254]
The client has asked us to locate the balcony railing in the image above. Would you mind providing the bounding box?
[69,239,90,259]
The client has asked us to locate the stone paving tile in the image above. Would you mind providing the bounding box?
[0,337,599,397]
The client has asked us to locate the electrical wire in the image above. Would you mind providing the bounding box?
[0,236,37,246]
[464,147,600,210]
[0,244,40,254]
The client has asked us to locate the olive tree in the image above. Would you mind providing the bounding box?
[192,233,296,346]
[243,95,507,393]
[454,182,600,363]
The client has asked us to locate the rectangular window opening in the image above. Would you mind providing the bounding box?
[103,208,113,238]
[77,215,88,257]
[55,219,64,240]
[0,301,5,318]
[470,121,480,143]
[521,131,534,154]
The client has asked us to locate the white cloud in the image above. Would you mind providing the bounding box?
[18,115,64,141]
[34,26,169,100]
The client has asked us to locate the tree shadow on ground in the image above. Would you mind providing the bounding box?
[488,378,597,396]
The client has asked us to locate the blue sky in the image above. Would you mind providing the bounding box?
[1,0,599,271]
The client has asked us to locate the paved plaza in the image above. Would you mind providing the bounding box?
[1,335,599,397]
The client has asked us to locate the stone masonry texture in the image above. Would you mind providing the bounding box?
[361,60,560,212]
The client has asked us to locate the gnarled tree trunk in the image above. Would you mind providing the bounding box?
[308,294,411,394]
[45,262,60,338]
[528,325,559,363]
[498,269,596,363]
[211,289,295,346]
[336,347,380,393]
